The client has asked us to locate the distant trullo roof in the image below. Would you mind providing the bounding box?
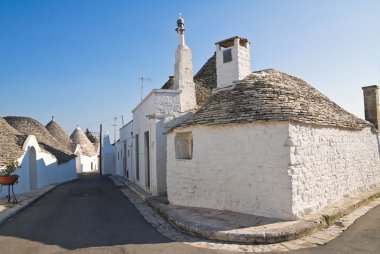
[0,117,28,167]
[4,116,75,163]
[175,69,371,130]
[70,126,97,156]
[45,116,74,152]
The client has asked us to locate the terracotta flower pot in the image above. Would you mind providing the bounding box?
[0,175,19,185]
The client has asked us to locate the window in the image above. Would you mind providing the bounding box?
[175,132,193,159]
[223,48,232,63]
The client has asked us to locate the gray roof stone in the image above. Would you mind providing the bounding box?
[45,117,75,152]
[0,117,27,167]
[175,69,371,130]
[4,116,75,163]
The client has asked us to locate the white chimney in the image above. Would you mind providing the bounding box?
[215,36,251,88]
[173,15,197,112]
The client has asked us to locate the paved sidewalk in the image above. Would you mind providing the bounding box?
[0,181,74,225]
[110,175,380,252]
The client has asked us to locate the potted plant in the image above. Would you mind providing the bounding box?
[0,159,20,185]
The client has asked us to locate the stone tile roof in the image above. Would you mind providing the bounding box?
[175,69,371,130]
[45,117,75,152]
[70,127,98,157]
[4,116,75,163]
[0,117,28,167]
[193,53,217,106]
[161,53,217,107]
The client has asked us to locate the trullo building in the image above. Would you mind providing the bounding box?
[166,36,380,220]
[70,126,99,173]
[0,116,77,196]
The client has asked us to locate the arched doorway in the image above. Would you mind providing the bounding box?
[29,147,37,189]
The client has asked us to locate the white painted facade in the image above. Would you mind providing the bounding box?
[0,135,77,198]
[115,121,133,178]
[166,122,380,220]
[101,134,115,175]
[113,16,200,196]
[216,37,251,89]
[131,89,181,196]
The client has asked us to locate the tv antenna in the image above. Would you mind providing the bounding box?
[140,76,154,101]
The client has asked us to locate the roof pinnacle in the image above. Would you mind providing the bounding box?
[175,14,185,46]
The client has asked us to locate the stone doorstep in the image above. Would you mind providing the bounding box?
[114,176,380,245]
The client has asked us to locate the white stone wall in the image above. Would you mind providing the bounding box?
[288,123,380,218]
[237,41,251,81]
[216,37,251,89]
[155,91,181,116]
[167,122,293,220]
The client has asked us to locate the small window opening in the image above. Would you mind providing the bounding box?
[175,132,193,159]
[223,48,232,63]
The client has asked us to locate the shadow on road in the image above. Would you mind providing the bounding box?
[0,173,175,251]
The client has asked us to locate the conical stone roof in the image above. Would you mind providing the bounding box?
[4,116,75,163]
[176,69,371,130]
[45,116,74,152]
[70,126,97,156]
[0,117,28,167]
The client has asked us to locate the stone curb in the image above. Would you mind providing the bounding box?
[113,176,380,244]
[0,178,77,225]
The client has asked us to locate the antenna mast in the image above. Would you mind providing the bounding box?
[140,76,153,101]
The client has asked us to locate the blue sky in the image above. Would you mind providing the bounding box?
[1,0,379,138]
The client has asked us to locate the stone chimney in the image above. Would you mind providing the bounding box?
[215,36,251,89]
[173,15,196,112]
[362,85,379,129]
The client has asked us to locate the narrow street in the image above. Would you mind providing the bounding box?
[0,174,223,254]
[0,174,378,254]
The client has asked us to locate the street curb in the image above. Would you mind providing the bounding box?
[148,186,380,244]
[0,178,78,225]
[112,176,380,244]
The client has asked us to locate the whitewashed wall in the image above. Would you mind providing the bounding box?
[80,155,98,173]
[1,135,77,198]
[131,89,181,196]
[101,135,115,175]
[132,91,156,194]
[115,121,133,178]
[167,122,293,220]
[288,123,380,218]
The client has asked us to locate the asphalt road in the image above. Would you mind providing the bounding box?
[0,174,378,254]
